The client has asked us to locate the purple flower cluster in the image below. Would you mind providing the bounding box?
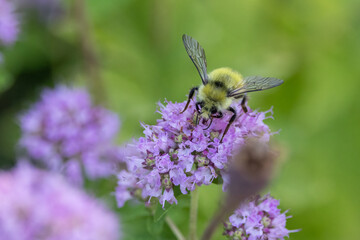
[19,86,120,185]
[116,100,274,207]
[16,0,63,23]
[0,0,19,46]
[224,194,296,240]
[0,163,120,240]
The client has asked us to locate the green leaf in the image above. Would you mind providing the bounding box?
[173,185,183,198]
[212,176,223,185]
[147,213,165,237]
[154,201,175,223]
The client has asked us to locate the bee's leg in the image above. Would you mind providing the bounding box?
[180,87,198,113]
[195,114,200,125]
[195,102,202,125]
[204,112,223,130]
[203,117,213,130]
[241,95,248,113]
[214,112,223,118]
[195,102,201,114]
[220,107,236,143]
[195,114,200,126]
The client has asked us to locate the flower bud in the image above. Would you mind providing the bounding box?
[227,139,277,204]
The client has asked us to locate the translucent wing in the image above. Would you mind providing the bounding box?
[182,34,209,85]
[228,76,283,97]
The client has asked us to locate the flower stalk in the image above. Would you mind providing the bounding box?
[165,216,186,240]
[189,186,199,240]
[72,0,105,103]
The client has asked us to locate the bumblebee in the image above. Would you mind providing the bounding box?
[180,34,283,143]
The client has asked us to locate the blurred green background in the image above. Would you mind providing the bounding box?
[1,0,360,239]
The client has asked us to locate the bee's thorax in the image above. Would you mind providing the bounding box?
[196,67,244,115]
[198,87,232,116]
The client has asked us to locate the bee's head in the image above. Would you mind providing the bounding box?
[197,101,218,120]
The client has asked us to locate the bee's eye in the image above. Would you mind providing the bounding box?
[210,107,217,114]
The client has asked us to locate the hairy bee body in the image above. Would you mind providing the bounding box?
[198,67,244,119]
[181,34,283,142]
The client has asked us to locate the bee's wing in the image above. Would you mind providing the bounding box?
[182,34,209,85]
[228,76,283,97]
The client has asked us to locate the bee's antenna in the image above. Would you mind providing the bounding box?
[203,117,213,130]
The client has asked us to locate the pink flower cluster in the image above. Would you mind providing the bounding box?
[19,86,121,185]
[0,163,120,240]
[116,99,273,207]
[0,0,19,46]
[224,194,297,240]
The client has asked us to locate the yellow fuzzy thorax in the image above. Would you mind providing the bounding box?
[208,67,244,89]
[200,84,227,102]
[197,68,244,118]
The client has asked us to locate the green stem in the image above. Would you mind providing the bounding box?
[189,186,199,240]
[200,206,227,240]
[165,216,186,240]
[79,158,90,190]
[72,0,106,104]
